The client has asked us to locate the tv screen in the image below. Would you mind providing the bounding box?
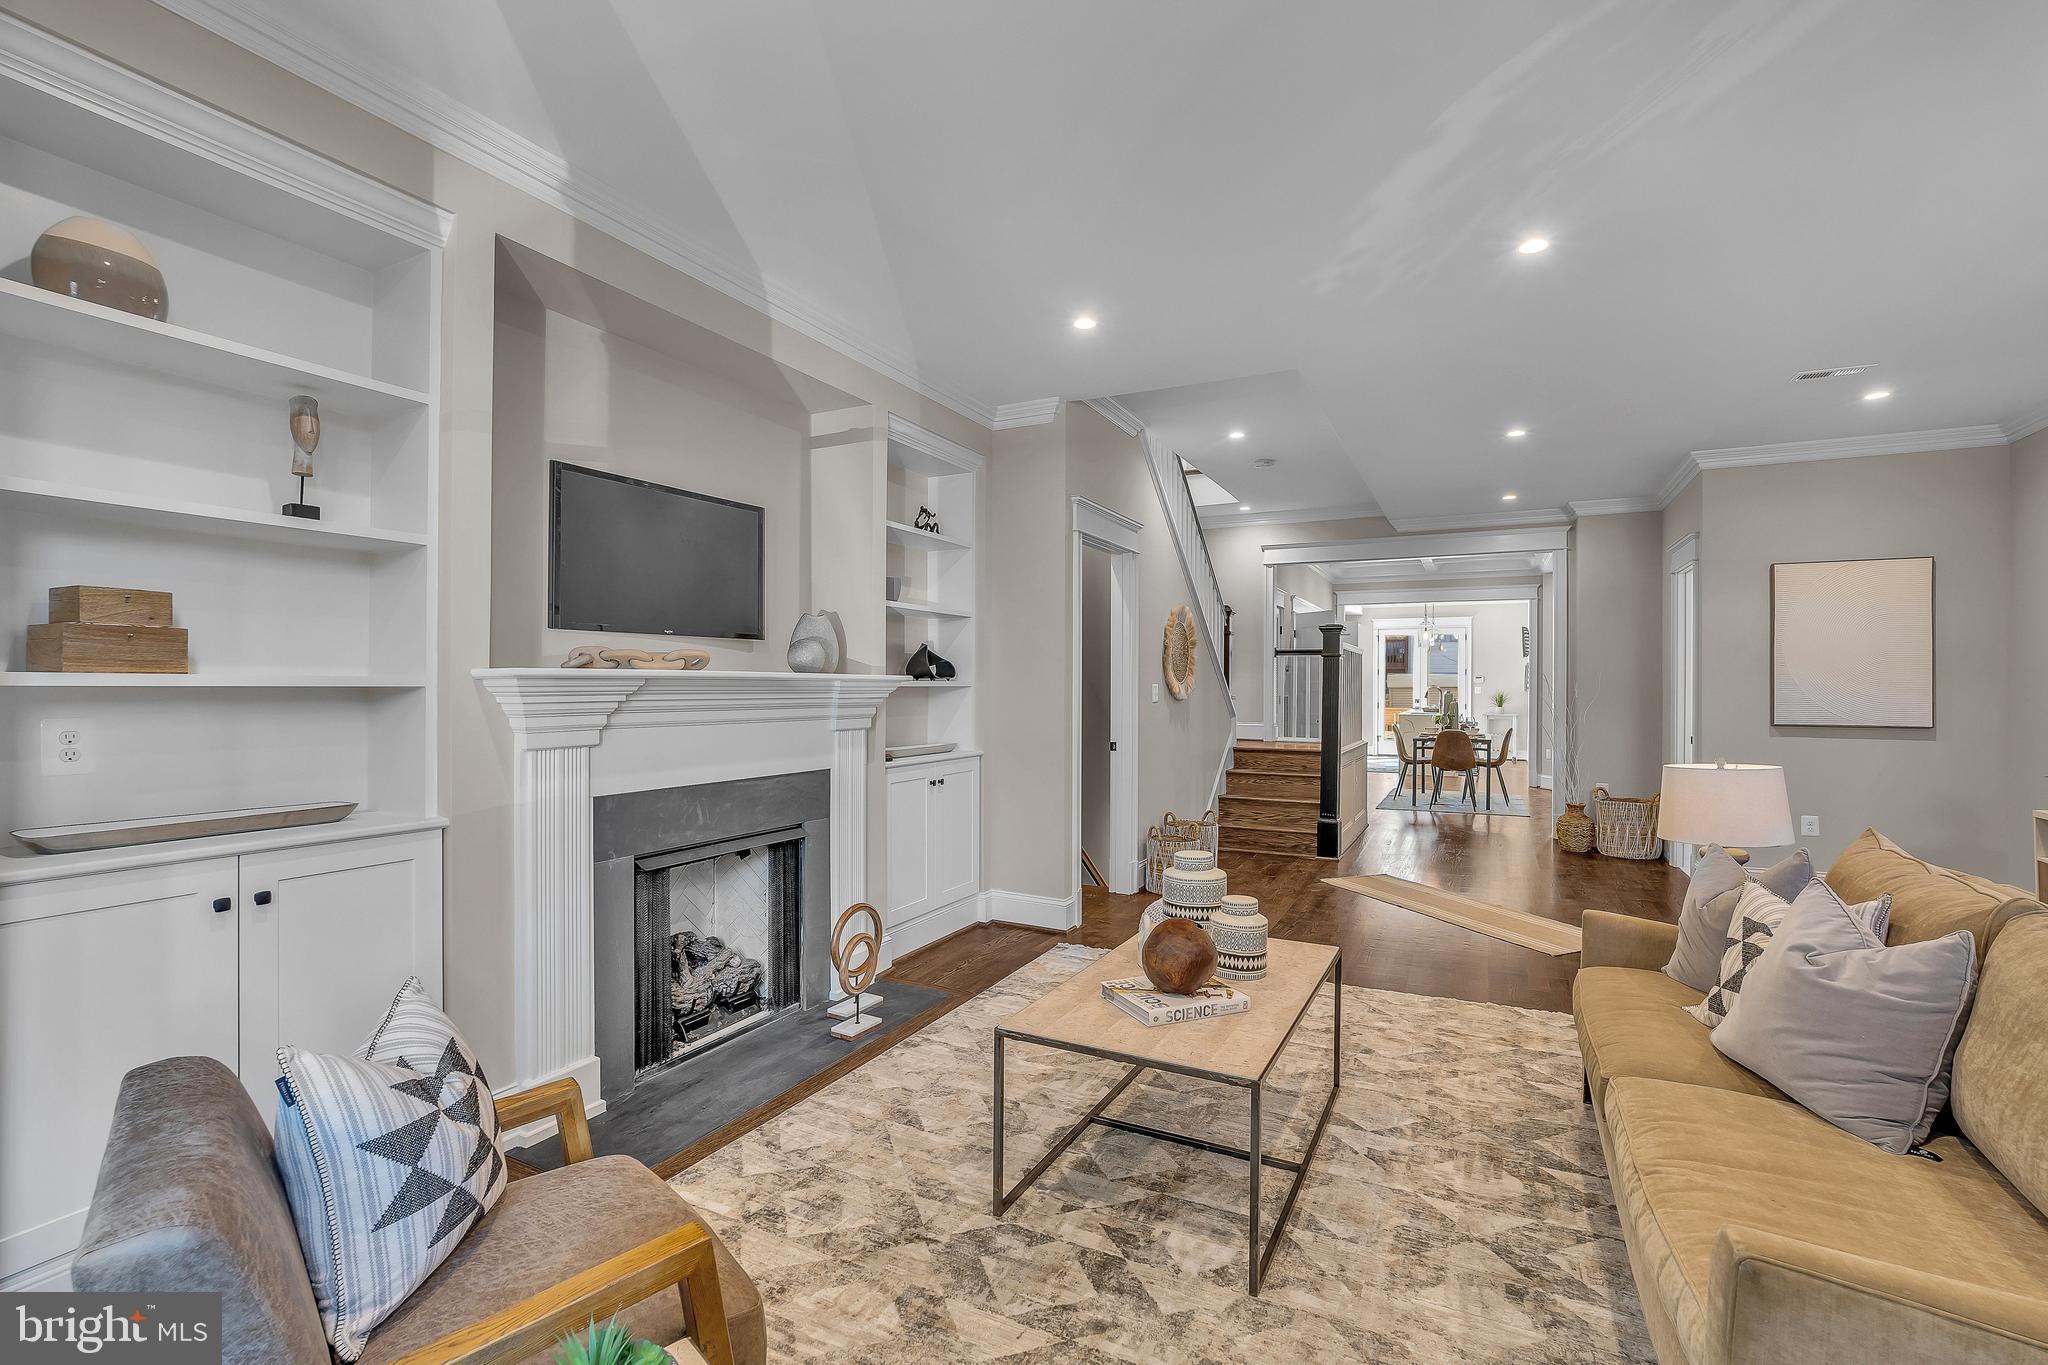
[549,462,765,640]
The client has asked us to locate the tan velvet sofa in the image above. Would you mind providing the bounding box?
[1574,828,2048,1365]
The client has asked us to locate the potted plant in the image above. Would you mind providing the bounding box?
[553,1316,674,1365]
[1484,689,1514,757]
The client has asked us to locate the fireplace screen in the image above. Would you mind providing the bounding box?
[632,828,804,1072]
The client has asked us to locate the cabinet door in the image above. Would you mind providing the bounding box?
[0,858,239,1285]
[928,758,981,911]
[886,767,934,925]
[237,831,442,1109]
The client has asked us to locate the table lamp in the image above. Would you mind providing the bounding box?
[1657,761,1793,865]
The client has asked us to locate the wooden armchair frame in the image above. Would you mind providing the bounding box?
[389,1078,733,1365]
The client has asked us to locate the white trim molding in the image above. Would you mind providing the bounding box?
[1338,582,1540,607]
[993,398,1062,429]
[887,413,984,473]
[980,888,1081,931]
[1081,396,1144,436]
[1384,507,1573,533]
[0,12,449,249]
[1692,424,2008,469]
[1071,495,1142,551]
[1265,526,1570,566]
[155,0,996,427]
[1197,500,1382,530]
[1655,456,1701,510]
[2006,403,2048,444]
[1568,497,1663,517]
[474,668,903,1100]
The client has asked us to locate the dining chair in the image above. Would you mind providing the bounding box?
[1393,713,1436,807]
[1478,725,1514,809]
[1429,728,1478,807]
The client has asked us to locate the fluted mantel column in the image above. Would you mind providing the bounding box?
[475,669,904,1106]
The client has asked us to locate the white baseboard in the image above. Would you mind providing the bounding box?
[879,894,982,967]
[980,887,1081,931]
[1234,721,1271,741]
[497,1056,605,1147]
[1534,773,1553,790]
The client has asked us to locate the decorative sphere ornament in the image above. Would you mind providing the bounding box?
[1140,918,1217,996]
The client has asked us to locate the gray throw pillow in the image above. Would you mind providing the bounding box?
[1664,846,1814,991]
[1682,882,1793,1028]
[1713,880,1975,1154]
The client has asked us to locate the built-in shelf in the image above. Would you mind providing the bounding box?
[0,673,425,689]
[0,276,429,421]
[884,519,970,553]
[895,678,972,689]
[885,598,972,621]
[0,475,427,552]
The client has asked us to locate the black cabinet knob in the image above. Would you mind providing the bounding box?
[212,897,231,914]
[253,890,272,906]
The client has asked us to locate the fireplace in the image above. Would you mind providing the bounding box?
[592,768,833,1104]
[632,829,804,1073]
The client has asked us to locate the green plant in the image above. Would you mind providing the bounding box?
[1492,689,1507,710]
[552,1315,672,1365]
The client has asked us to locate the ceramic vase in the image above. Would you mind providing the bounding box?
[32,216,167,319]
[1210,894,1269,982]
[786,612,840,673]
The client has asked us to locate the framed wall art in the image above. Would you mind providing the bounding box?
[1770,556,1934,727]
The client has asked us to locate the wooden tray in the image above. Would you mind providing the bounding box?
[12,801,357,854]
[885,742,958,761]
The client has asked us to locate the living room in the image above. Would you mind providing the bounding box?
[4,4,2047,1364]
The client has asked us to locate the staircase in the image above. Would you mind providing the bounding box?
[1218,740,1321,857]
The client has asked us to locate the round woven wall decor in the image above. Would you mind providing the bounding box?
[1163,604,1198,699]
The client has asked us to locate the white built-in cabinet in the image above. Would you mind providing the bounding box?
[885,752,981,938]
[0,824,444,1290]
[0,19,449,1291]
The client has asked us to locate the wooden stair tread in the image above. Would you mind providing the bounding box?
[1220,793,1318,807]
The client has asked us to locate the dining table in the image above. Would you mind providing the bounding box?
[1407,728,1498,808]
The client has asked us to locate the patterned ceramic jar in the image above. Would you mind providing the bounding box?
[1171,848,1217,873]
[1161,865,1227,914]
[1209,893,1269,981]
[1138,899,1168,948]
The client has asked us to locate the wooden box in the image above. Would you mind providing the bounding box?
[48,585,173,628]
[27,623,189,673]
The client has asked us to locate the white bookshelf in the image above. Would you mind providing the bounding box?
[0,26,445,839]
[883,417,979,755]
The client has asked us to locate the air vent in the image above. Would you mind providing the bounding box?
[1252,457,1277,469]
[1792,365,1876,382]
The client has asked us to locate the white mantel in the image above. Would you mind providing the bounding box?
[475,668,906,1105]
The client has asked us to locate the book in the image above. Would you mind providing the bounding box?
[1099,976,1250,1027]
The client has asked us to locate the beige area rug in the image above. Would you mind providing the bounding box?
[1324,875,1584,956]
[672,944,1648,1363]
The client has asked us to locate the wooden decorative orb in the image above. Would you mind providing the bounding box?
[1141,918,1217,996]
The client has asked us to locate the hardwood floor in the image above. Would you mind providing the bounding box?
[644,762,1684,1172]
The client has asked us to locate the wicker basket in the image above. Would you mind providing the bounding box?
[1592,784,1662,860]
[1145,809,1219,893]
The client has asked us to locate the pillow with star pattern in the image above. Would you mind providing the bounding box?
[274,978,506,1361]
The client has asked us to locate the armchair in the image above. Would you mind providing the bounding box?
[73,1056,764,1365]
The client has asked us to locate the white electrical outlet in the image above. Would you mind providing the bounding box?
[41,718,94,775]
[1800,814,1820,837]
[1151,682,1161,703]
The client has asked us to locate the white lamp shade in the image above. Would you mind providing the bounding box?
[1657,763,1794,848]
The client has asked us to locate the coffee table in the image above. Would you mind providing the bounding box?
[992,936,1341,1294]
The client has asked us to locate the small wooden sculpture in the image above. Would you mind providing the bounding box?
[828,903,886,1040]
[561,644,712,670]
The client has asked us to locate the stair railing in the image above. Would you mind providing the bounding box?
[1272,622,1349,856]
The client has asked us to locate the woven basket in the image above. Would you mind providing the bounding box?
[1592,785,1662,860]
[1145,809,1219,893]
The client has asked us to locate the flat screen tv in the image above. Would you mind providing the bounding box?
[549,461,765,640]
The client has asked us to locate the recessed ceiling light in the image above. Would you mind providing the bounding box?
[1505,427,1528,439]
[1227,430,1246,440]
[1072,315,1097,330]
[1863,388,1891,401]
[1501,492,1520,502]
[1516,236,1550,255]
[1238,504,1252,512]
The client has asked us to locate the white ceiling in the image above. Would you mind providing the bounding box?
[161,0,2048,523]
[1122,372,1374,519]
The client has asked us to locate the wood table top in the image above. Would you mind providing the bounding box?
[997,936,1339,1083]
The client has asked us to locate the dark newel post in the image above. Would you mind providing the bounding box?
[1316,623,1343,858]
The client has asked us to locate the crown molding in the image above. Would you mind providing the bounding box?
[0,11,448,249]
[1081,397,1144,436]
[1566,497,1661,517]
[1196,500,1382,530]
[1384,507,1573,533]
[992,398,1061,429]
[886,414,983,473]
[153,0,997,428]
[1691,424,2008,469]
[1654,455,1701,509]
[2004,401,2048,444]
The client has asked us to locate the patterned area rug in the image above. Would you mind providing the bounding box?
[672,945,1650,1363]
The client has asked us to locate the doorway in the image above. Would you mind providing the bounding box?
[1071,499,1140,896]
[1667,534,1698,871]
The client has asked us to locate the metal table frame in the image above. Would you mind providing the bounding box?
[991,951,1341,1295]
